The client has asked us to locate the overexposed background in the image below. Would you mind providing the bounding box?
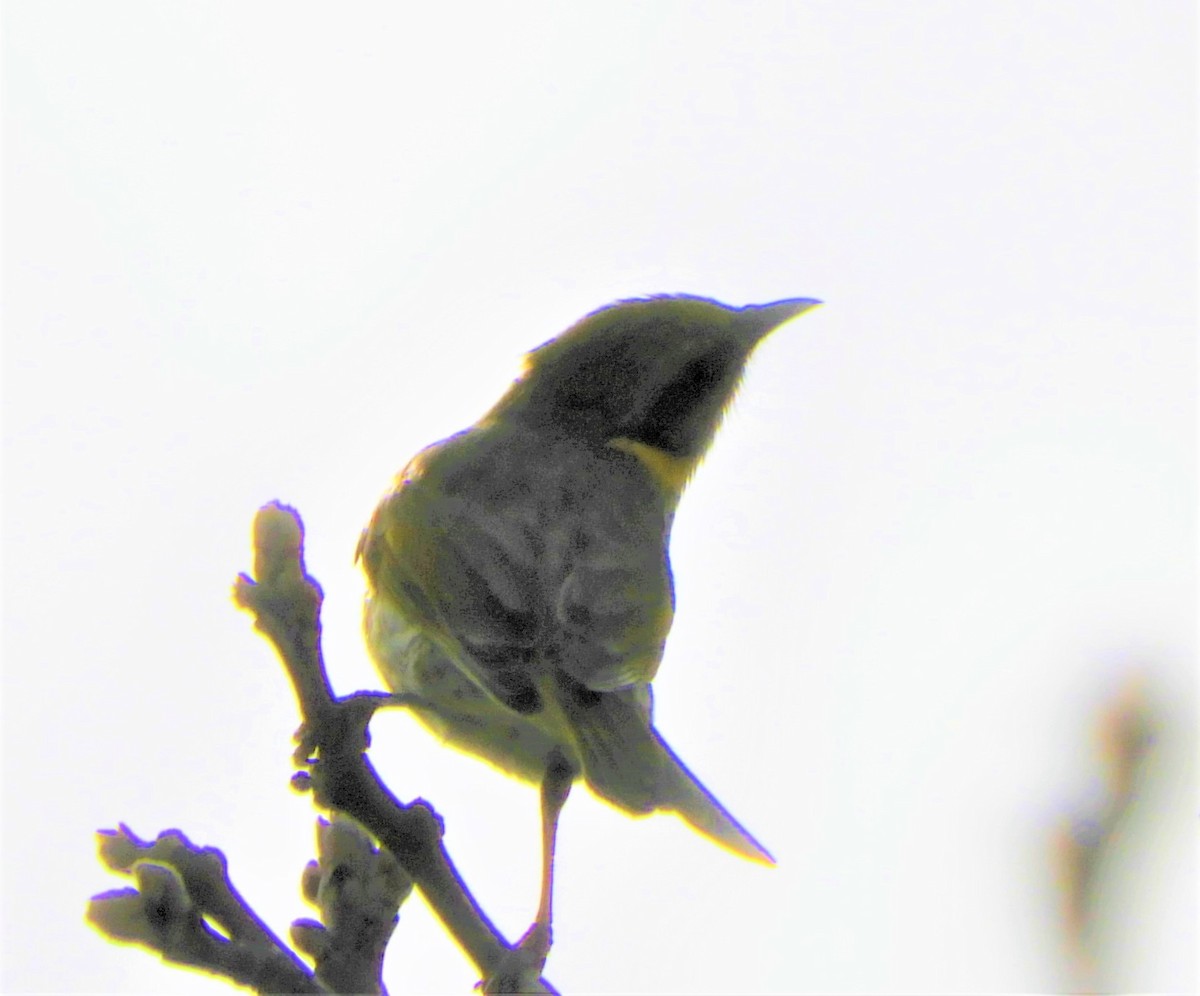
[3,2,1195,992]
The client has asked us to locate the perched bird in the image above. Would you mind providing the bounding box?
[358,294,819,964]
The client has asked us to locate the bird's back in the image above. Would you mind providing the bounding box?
[360,419,676,776]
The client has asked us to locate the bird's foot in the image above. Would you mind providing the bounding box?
[480,922,552,995]
[291,691,397,767]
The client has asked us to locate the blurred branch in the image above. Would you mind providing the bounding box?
[1051,676,1156,990]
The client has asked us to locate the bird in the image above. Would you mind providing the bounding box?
[358,293,820,970]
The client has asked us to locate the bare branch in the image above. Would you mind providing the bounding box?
[233,501,555,994]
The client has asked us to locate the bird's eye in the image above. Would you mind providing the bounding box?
[660,352,727,406]
[628,347,734,455]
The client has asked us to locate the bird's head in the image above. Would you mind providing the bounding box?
[487,295,820,462]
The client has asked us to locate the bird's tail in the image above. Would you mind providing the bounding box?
[648,724,775,865]
[563,686,774,865]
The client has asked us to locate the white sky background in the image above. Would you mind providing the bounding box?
[3,2,1195,993]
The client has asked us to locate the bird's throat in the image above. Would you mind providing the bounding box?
[607,437,694,503]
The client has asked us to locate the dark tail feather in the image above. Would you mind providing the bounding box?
[565,686,773,864]
[648,725,774,864]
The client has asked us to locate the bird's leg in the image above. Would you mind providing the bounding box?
[484,749,577,993]
[521,748,578,960]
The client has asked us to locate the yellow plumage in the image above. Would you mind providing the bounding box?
[359,294,819,869]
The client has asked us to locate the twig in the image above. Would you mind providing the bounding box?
[233,501,555,994]
[88,825,323,994]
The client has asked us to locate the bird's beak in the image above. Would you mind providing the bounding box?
[736,298,822,344]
